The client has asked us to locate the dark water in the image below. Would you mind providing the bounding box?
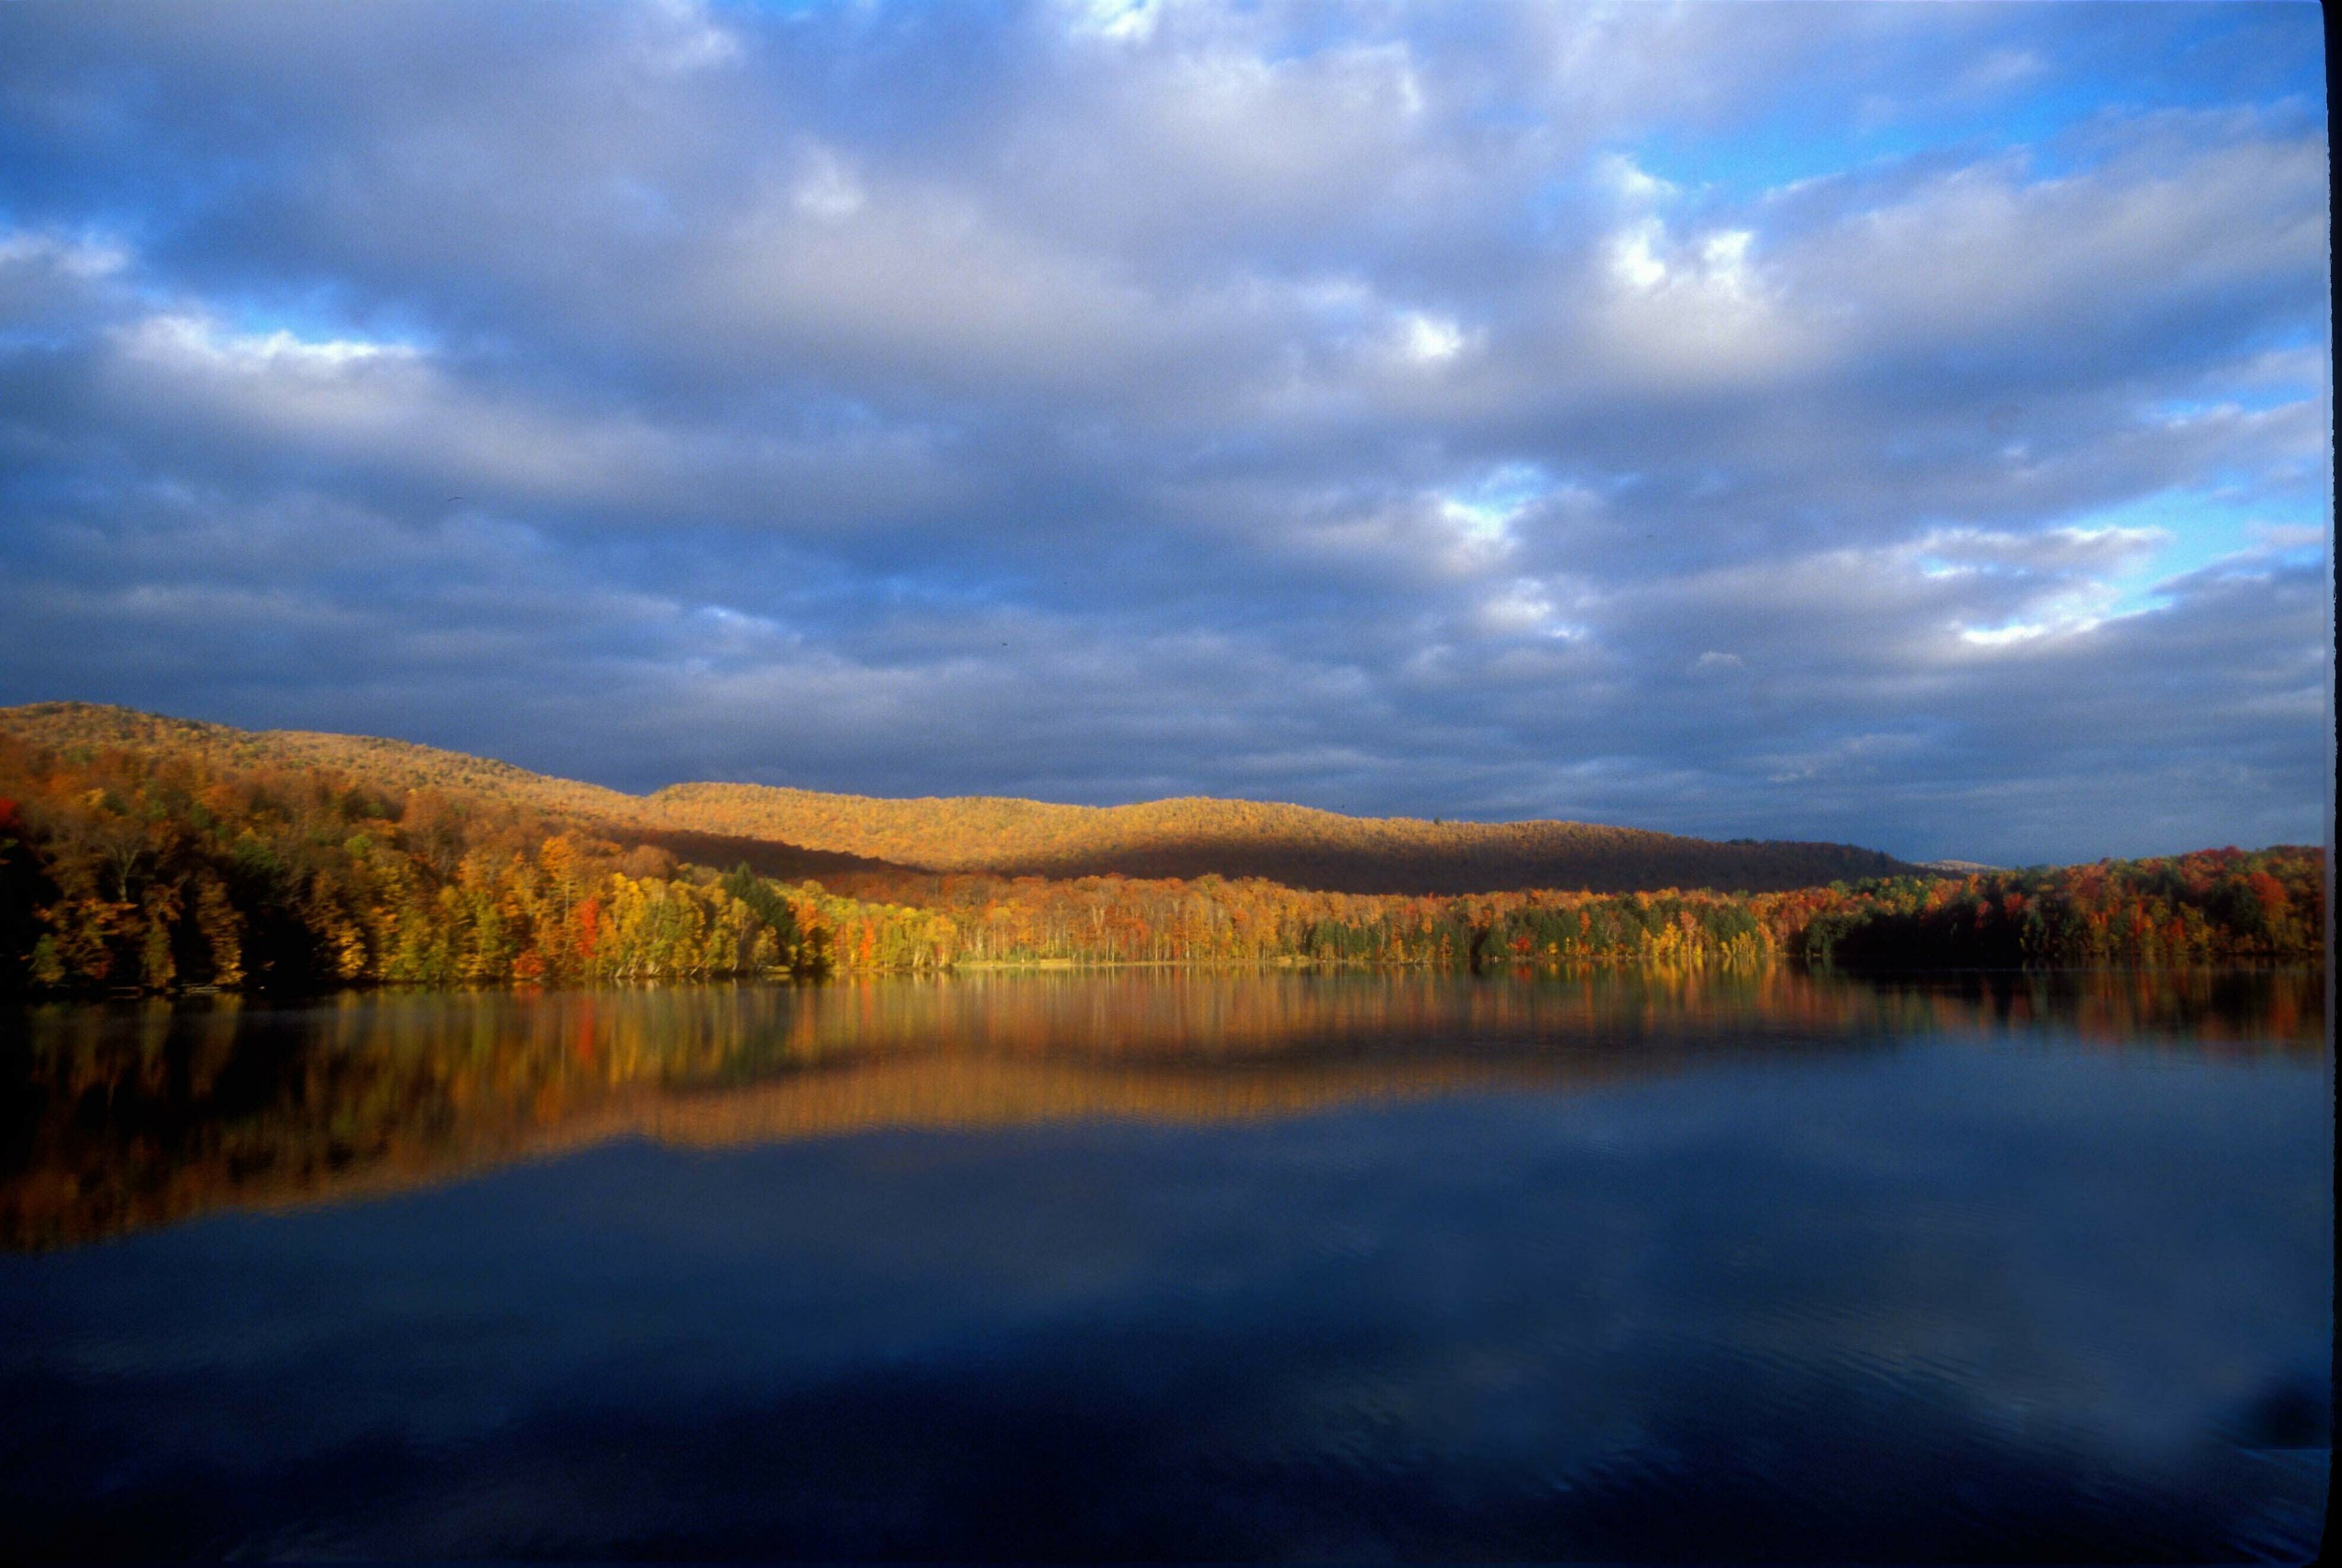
[1,969,2329,1561]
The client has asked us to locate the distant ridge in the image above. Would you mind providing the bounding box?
[653,782,1917,894]
[0,702,1921,895]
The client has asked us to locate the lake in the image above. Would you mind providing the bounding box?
[1,969,2329,1561]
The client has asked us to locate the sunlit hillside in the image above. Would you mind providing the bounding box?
[0,703,1915,895]
[0,701,2320,995]
[654,782,1913,894]
[0,702,905,882]
[0,703,642,819]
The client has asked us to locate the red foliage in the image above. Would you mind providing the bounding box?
[2247,871,2289,914]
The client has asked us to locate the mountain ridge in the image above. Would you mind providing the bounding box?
[0,701,1919,895]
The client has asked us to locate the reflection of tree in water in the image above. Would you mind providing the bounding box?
[3,968,2323,1250]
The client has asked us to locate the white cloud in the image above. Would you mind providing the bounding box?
[1958,46,2046,96]
[638,0,741,73]
[1063,0,1164,45]
[1595,152,1678,207]
[792,146,867,223]
[1475,580,1560,636]
[1591,216,1801,386]
[1607,218,1669,291]
[0,226,127,281]
[1958,620,2068,648]
[120,312,421,373]
[1699,229,1755,295]
[1396,310,1468,365]
[1436,464,1550,552]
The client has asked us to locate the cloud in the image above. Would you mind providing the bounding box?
[0,0,2327,865]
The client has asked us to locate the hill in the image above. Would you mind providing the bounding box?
[0,702,642,819]
[0,703,1915,895]
[0,703,903,884]
[654,783,1914,894]
[0,702,2320,994]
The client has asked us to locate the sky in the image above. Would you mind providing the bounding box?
[0,0,2328,866]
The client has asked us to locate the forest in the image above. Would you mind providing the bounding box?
[3,703,1909,894]
[0,715,2322,995]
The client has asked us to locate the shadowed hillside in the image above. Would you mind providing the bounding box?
[2,703,1916,894]
[655,783,1914,894]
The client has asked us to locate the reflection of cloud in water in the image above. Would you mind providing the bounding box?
[3,968,2325,1249]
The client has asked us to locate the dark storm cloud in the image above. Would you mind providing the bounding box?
[0,0,2328,864]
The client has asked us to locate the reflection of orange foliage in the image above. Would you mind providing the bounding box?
[2,968,2324,1251]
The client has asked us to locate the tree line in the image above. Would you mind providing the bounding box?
[0,731,2322,994]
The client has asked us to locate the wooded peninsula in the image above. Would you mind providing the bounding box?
[0,703,2323,993]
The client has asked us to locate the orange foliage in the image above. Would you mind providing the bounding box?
[0,703,2324,992]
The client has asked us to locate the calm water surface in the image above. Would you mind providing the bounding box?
[1,969,2330,1561]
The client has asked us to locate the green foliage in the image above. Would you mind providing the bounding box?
[721,861,801,961]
